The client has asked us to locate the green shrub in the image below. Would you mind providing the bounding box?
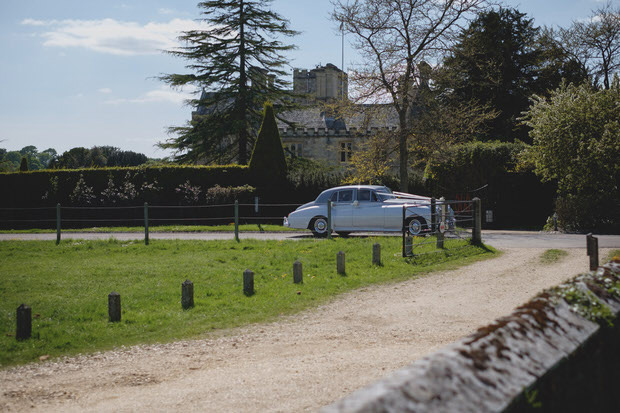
[248,102,288,185]
[424,141,555,229]
[205,184,256,204]
[0,165,250,207]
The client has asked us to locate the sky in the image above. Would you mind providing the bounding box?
[0,0,609,158]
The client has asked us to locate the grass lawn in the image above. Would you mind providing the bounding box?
[0,224,298,234]
[0,237,495,367]
[540,249,569,264]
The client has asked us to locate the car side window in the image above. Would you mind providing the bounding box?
[358,189,371,202]
[370,191,379,202]
[338,190,353,202]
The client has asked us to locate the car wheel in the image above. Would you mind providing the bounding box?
[310,216,330,238]
[406,216,427,236]
[336,232,350,238]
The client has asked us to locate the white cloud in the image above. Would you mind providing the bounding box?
[98,88,112,94]
[158,8,176,15]
[21,18,50,26]
[21,18,209,56]
[104,86,196,105]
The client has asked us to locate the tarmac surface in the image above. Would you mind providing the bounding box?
[0,230,619,249]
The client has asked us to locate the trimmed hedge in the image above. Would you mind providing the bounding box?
[424,141,555,229]
[0,165,250,207]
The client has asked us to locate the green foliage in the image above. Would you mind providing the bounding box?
[438,8,588,142]
[523,81,620,232]
[50,146,148,169]
[286,157,342,194]
[0,165,250,207]
[0,146,56,171]
[424,141,529,191]
[19,157,28,172]
[0,237,493,366]
[158,0,299,164]
[205,184,256,205]
[248,102,288,184]
[540,249,568,264]
[424,141,555,228]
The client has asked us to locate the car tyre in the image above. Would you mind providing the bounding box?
[310,216,330,238]
[406,216,427,236]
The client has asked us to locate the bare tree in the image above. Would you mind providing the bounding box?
[561,2,619,89]
[332,0,489,191]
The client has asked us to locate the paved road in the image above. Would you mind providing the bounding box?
[0,230,619,248]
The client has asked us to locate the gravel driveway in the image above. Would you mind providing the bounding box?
[1,247,607,412]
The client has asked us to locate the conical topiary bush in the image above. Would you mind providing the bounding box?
[248,102,288,185]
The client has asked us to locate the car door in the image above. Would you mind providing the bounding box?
[330,189,354,229]
[352,189,384,230]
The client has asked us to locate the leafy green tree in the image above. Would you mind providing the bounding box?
[38,148,58,168]
[437,8,587,142]
[248,102,287,183]
[159,0,298,165]
[523,80,620,231]
[19,156,28,172]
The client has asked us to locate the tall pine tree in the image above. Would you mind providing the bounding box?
[159,0,298,164]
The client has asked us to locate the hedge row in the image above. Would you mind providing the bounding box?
[0,165,251,207]
[424,141,555,229]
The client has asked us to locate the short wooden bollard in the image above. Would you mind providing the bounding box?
[182,279,194,309]
[372,243,381,265]
[293,261,303,284]
[243,269,254,296]
[587,234,599,271]
[405,235,413,257]
[337,251,346,275]
[108,292,121,322]
[16,304,31,341]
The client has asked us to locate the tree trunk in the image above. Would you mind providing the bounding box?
[238,0,248,164]
[399,125,409,192]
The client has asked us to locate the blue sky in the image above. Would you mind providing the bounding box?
[0,0,606,158]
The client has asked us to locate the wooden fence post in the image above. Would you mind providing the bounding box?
[372,243,381,265]
[472,197,482,245]
[108,292,121,322]
[337,251,346,275]
[437,197,445,249]
[243,269,254,296]
[16,304,31,341]
[144,202,149,246]
[234,200,240,242]
[430,197,436,233]
[327,201,333,240]
[182,279,194,309]
[293,261,303,284]
[56,203,61,245]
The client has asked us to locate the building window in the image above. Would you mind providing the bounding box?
[286,143,303,157]
[340,142,352,163]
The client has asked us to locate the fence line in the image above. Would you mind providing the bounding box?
[402,197,481,258]
[0,200,307,245]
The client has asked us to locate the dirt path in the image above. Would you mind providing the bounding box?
[0,248,604,412]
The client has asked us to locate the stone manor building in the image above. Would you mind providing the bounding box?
[278,63,399,165]
[193,63,400,166]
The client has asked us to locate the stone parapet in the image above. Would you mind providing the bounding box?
[323,257,620,413]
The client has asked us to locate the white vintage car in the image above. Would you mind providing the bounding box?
[283,185,449,237]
